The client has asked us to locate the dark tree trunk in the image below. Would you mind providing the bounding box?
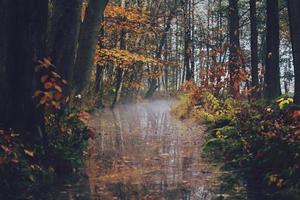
[228,0,240,97]
[190,0,195,79]
[288,0,300,105]
[0,0,48,133]
[164,35,169,91]
[111,26,126,108]
[73,0,109,93]
[183,0,192,81]
[0,1,9,122]
[111,67,123,108]
[264,0,281,101]
[95,24,105,107]
[48,0,83,84]
[95,65,104,92]
[95,66,105,108]
[250,0,259,98]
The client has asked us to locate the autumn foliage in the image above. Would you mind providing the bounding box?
[0,60,95,199]
[176,82,300,198]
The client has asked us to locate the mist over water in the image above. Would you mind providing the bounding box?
[49,100,217,200]
[87,100,216,199]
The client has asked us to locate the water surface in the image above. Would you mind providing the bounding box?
[52,100,217,200]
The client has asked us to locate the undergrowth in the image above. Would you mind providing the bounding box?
[172,82,300,200]
[0,60,95,199]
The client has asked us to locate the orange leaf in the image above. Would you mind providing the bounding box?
[40,96,48,105]
[62,79,68,85]
[44,82,53,89]
[291,110,300,119]
[54,85,63,93]
[24,149,34,157]
[51,101,61,109]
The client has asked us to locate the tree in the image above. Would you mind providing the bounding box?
[0,0,48,133]
[183,0,193,81]
[288,0,300,105]
[228,0,240,97]
[250,0,259,98]
[264,0,281,101]
[111,0,127,109]
[48,0,83,84]
[145,0,181,98]
[73,0,109,93]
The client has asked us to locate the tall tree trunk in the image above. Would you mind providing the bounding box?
[145,0,180,98]
[190,0,195,79]
[111,0,126,108]
[183,0,192,81]
[73,0,109,93]
[48,0,82,84]
[95,24,106,107]
[288,0,300,105]
[0,0,48,133]
[164,36,169,91]
[0,1,9,124]
[264,0,281,101]
[250,0,259,98]
[206,0,211,70]
[95,64,104,107]
[228,0,240,97]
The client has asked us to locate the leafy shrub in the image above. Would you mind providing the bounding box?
[173,88,300,199]
[0,130,39,199]
[46,108,94,174]
[204,99,300,199]
[171,94,194,120]
[0,59,94,199]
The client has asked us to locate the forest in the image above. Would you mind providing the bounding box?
[0,0,299,199]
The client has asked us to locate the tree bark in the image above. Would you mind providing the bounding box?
[48,0,83,84]
[0,0,48,132]
[228,0,240,97]
[288,0,300,105]
[111,0,126,108]
[250,0,259,98]
[264,0,281,101]
[0,0,9,122]
[73,0,109,93]
[190,0,195,79]
[183,0,192,81]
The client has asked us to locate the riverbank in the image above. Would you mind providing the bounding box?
[172,88,300,200]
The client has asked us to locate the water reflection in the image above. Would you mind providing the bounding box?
[86,100,216,200]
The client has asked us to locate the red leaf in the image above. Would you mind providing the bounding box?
[10,159,19,164]
[0,157,6,165]
[40,75,48,83]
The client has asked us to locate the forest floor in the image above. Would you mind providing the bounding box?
[47,100,219,200]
